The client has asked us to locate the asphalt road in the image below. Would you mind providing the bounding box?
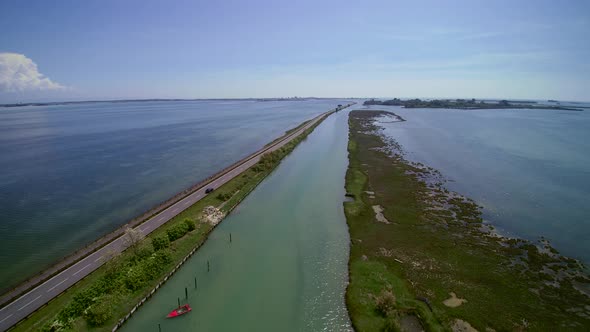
[0,107,343,331]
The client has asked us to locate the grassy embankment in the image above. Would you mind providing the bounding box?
[345,110,590,331]
[264,120,311,147]
[14,113,331,332]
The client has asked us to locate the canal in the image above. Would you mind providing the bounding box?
[121,109,353,331]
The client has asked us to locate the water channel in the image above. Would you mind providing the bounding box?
[121,109,353,331]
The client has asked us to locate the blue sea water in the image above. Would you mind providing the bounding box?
[368,105,590,265]
[0,99,348,290]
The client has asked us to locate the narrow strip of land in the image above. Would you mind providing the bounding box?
[0,104,353,331]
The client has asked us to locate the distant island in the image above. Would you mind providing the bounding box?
[363,98,582,111]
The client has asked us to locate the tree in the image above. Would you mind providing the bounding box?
[123,227,144,254]
[100,248,122,277]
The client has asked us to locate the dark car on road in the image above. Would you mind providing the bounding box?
[205,187,214,194]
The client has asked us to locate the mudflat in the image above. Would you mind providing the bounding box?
[344,110,590,331]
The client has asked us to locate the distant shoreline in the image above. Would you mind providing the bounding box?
[0,97,343,108]
[363,98,585,111]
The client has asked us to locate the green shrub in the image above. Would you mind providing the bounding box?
[375,289,396,317]
[154,249,172,265]
[183,218,195,231]
[166,222,189,242]
[216,192,232,201]
[84,295,114,326]
[135,244,153,260]
[139,250,172,280]
[57,289,94,323]
[152,235,170,251]
[123,265,147,291]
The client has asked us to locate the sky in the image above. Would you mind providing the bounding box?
[0,0,589,102]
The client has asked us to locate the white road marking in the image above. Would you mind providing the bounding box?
[0,314,13,323]
[184,201,190,206]
[47,278,68,292]
[172,208,179,213]
[18,295,41,311]
[73,264,91,276]
[94,256,103,262]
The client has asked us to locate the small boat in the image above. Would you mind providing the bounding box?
[166,304,192,318]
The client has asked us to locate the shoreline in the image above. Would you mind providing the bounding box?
[8,103,354,332]
[364,98,584,111]
[344,110,589,331]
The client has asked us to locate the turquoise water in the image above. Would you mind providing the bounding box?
[121,110,352,331]
[368,105,590,264]
[0,99,349,290]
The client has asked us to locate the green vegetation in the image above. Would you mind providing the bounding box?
[151,235,169,251]
[216,192,233,201]
[36,240,174,330]
[363,98,582,111]
[83,294,115,327]
[15,112,333,332]
[345,110,590,331]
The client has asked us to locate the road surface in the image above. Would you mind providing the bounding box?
[0,105,349,331]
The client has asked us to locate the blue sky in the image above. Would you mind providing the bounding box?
[1,0,589,102]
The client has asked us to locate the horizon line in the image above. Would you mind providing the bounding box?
[1,96,589,107]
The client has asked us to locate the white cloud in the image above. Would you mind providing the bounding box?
[0,53,64,92]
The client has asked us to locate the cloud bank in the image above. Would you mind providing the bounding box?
[0,53,64,92]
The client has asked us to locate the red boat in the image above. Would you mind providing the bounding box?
[166,304,192,318]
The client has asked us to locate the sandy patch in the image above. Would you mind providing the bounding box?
[443,292,468,307]
[201,206,225,226]
[451,319,478,332]
[372,205,391,224]
[379,247,393,257]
